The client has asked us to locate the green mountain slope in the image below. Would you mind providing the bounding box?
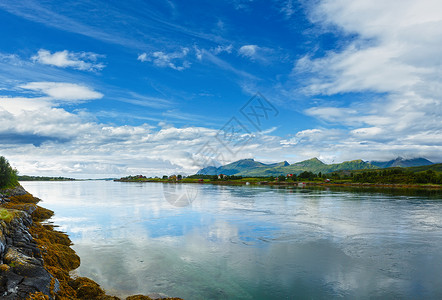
[336,163,442,176]
[399,163,442,173]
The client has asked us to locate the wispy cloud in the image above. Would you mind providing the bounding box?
[0,1,227,50]
[201,49,257,79]
[32,49,105,72]
[111,91,173,109]
[230,0,254,11]
[138,48,191,71]
[279,0,295,18]
[212,44,233,55]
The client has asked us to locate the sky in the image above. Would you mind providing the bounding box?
[0,0,441,178]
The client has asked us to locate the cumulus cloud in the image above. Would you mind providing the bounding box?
[32,49,105,71]
[138,48,191,70]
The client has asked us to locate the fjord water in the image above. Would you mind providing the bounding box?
[22,181,442,299]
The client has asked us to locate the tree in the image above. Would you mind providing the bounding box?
[278,175,286,181]
[298,171,315,180]
[177,174,182,180]
[162,175,168,180]
[0,156,18,188]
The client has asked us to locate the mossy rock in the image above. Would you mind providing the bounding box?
[69,277,105,299]
[2,203,37,215]
[9,193,40,204]
[32,205,54,222]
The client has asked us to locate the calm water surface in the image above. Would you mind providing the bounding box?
[21,181,442,299]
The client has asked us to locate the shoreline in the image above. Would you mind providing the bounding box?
[0,185,182,300]
[115,179,442,190]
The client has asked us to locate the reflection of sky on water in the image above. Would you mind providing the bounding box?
[22,181,442,299]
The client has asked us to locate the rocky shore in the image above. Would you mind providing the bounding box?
[0,185,182,300]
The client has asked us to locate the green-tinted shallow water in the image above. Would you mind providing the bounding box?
[22,181,442,299]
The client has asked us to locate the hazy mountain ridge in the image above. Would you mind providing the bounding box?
[370,157,433,168]
[197,157,434,176]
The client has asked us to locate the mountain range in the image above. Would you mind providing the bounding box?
[196,157,434,177]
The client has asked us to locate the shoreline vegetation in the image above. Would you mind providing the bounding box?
[115,175,442,190]
[17,176,76,182]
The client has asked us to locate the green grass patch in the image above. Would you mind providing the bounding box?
[0,208,13,222]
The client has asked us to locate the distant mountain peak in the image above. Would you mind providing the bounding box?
[293,157,325,166]
[370,157,433,168]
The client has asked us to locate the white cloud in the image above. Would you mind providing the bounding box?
[304,107,358,124]
[0,96,52,115]
[299,0,442,97]
[291,0,442,159]
[137,53,148,62]
[138,48,191,70]
[238,45,259,59]
[351,127,383,137]
[238,44,274,63]
[32,49,105,71]
[19,82,103,101]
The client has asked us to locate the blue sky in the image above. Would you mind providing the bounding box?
[0,0,441,178]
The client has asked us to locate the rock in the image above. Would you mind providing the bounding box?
[0,195,57,299]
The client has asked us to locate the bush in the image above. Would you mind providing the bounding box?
[0,156,18,188]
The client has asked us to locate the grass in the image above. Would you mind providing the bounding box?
[0,208,13,222]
